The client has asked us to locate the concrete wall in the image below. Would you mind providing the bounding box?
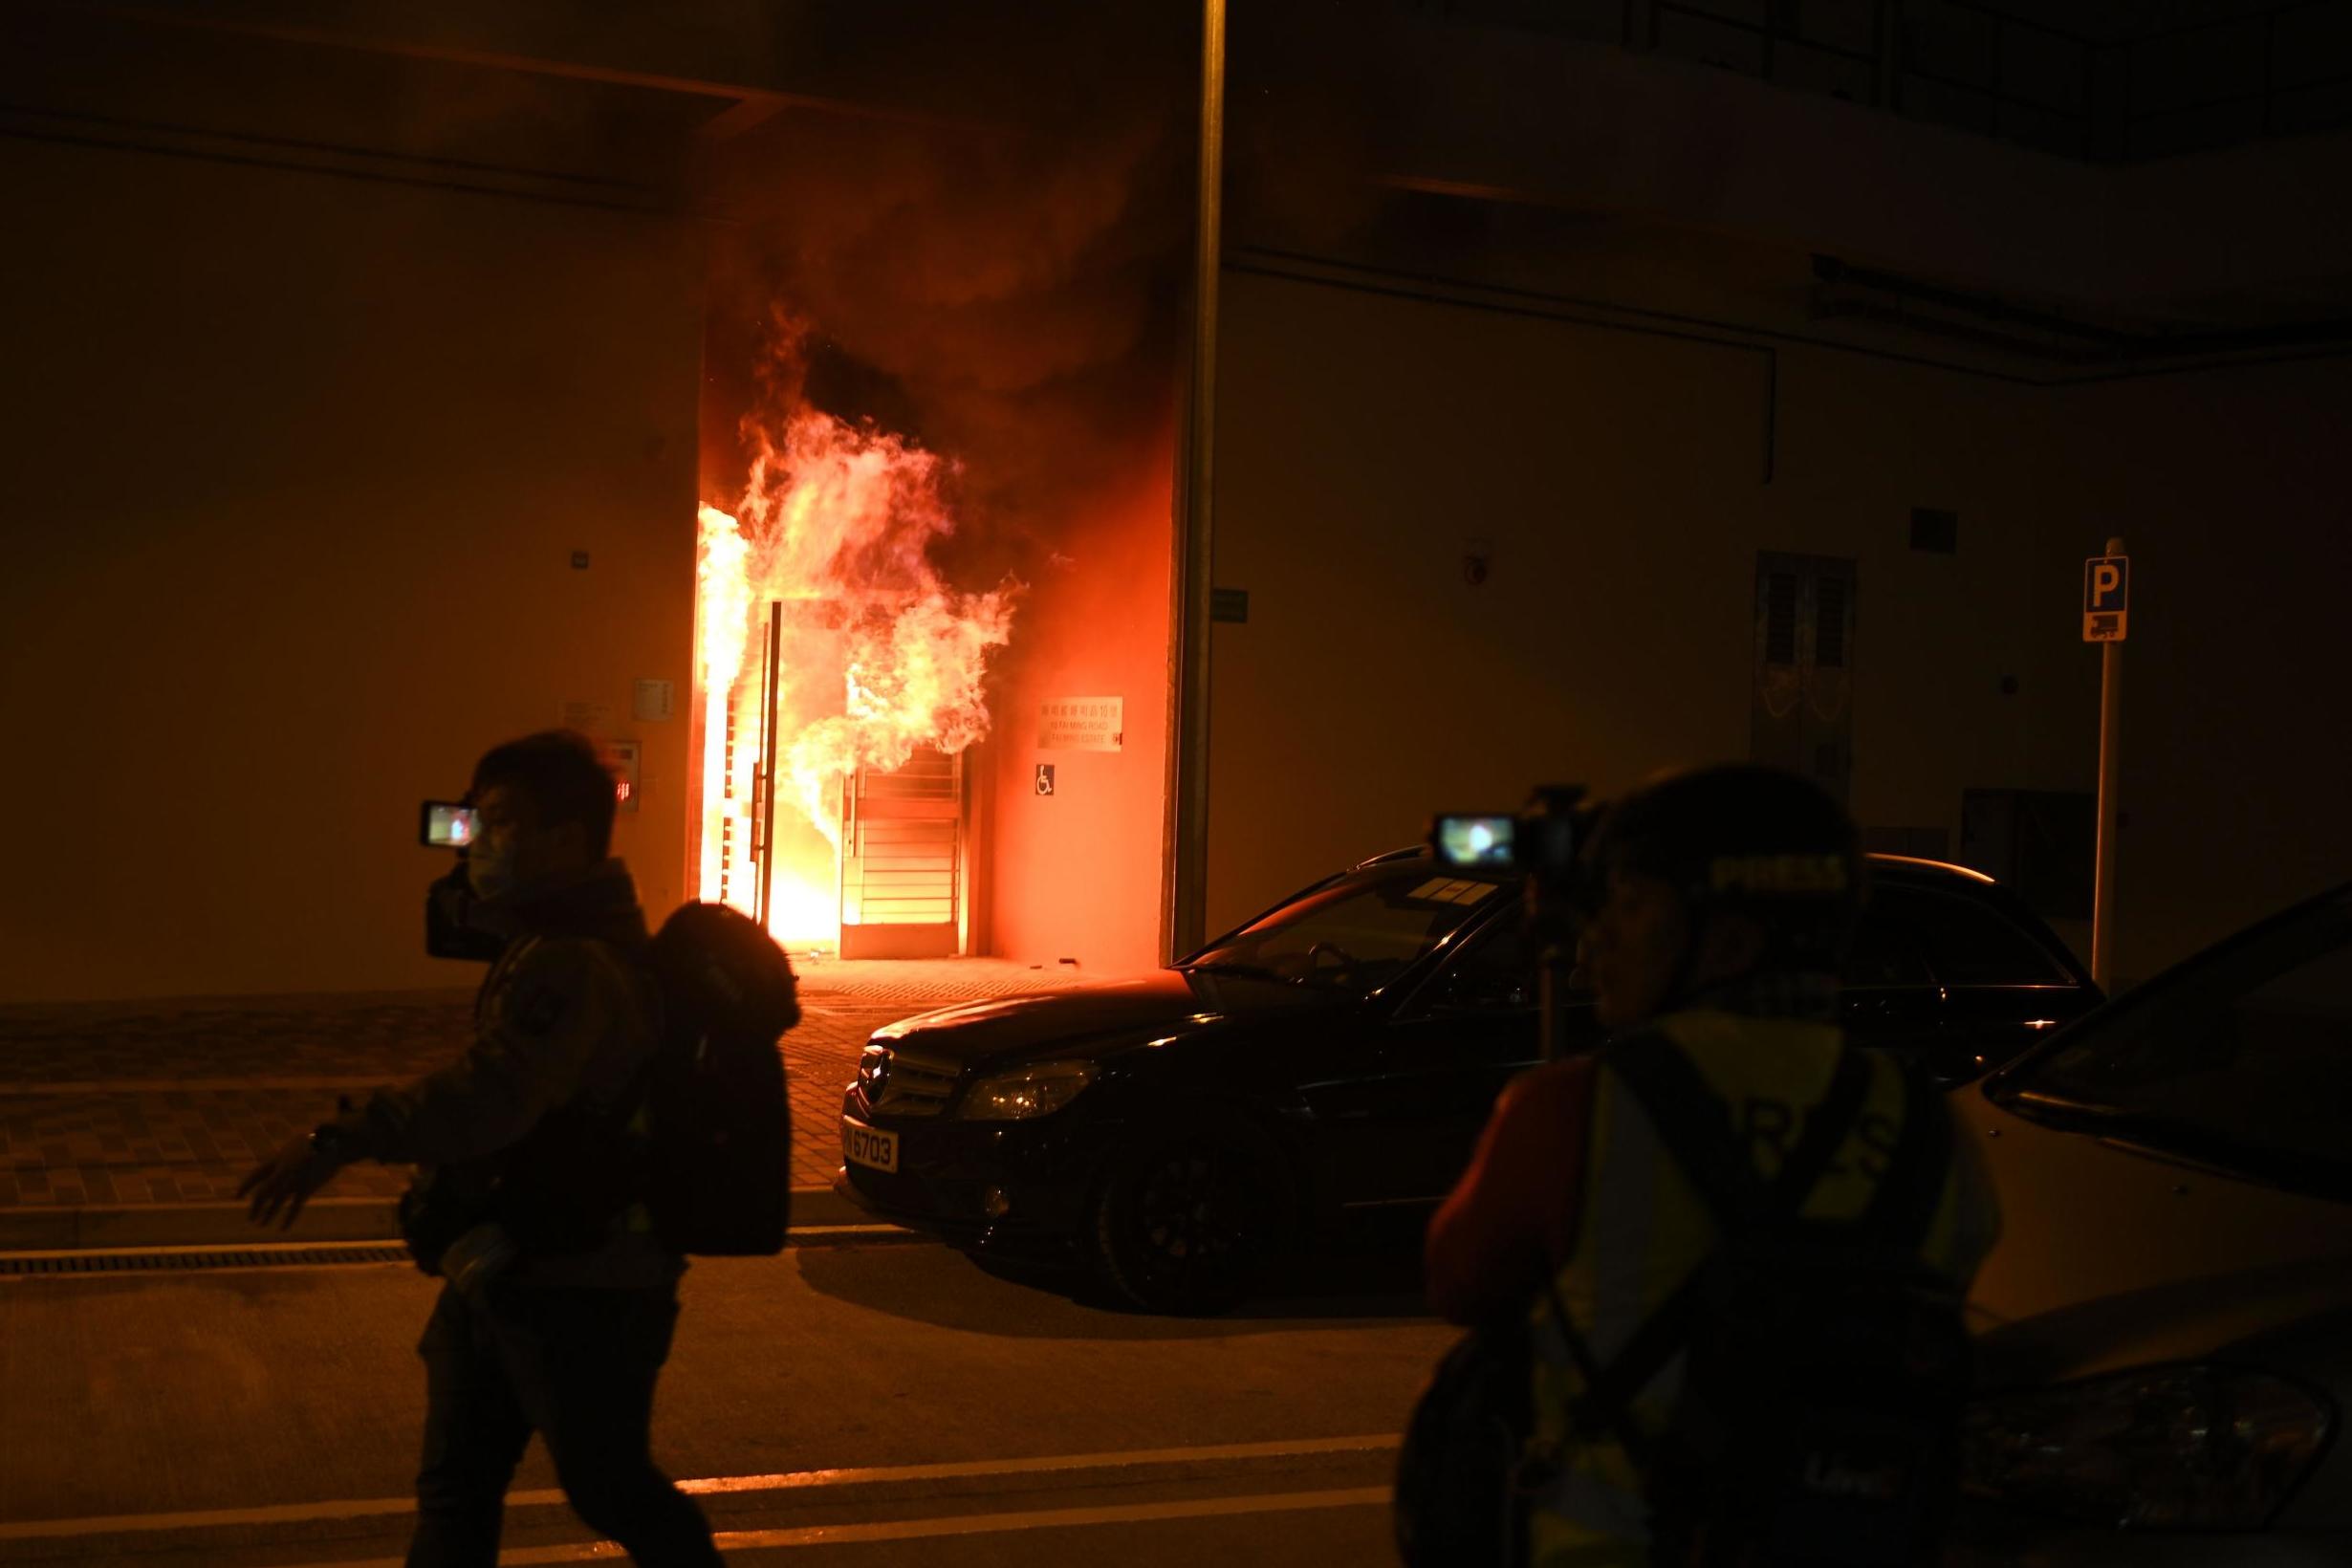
[1205,268,1766,907]
[1205,265,2349,983]
[0,136,703,1003]
[1237,9,2352,315]
[1205,7,2352,986]
[2042,362,2352,982]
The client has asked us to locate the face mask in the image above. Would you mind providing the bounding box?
[425,862,510,959]
[467,839,519,902]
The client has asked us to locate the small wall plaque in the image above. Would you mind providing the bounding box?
[1038,697,1122,752]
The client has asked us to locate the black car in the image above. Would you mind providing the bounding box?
[835,849,2099,1312]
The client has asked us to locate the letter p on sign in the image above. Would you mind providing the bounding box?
[2083,555,2129,642]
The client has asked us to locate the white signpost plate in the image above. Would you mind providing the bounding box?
[2083,555,2129,642]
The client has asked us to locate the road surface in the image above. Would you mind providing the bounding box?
[0,1228,1450,1566]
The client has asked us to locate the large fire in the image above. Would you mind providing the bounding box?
[697,370,1016,950]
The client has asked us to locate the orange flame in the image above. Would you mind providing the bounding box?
[696,372,1016,948]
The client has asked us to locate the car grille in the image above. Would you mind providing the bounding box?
[859,1043,962,1118]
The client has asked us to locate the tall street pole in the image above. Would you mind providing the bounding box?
[1165,0,1225,962]
[2091,534,2125,990]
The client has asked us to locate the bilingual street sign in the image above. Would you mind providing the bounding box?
[2083,554,2129,642]
[1038,697,1123,752]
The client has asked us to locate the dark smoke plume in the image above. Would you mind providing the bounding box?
[700,5,1195,582]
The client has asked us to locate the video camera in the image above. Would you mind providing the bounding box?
[1429,786,1600,902]
[1428,786,1602,1061]
[419,800,477,849]
[419,797,504,963]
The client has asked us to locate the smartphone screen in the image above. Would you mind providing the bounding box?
[420,800,478,849]
[1433,814,1515,870]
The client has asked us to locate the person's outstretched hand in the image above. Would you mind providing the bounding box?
[237,1136,341,1230]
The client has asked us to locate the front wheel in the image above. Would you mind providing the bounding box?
[1091,1123,1289,1315]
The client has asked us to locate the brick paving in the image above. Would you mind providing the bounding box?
[0,958,1102,1211]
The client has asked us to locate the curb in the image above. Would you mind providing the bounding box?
[0,1187,869,1252]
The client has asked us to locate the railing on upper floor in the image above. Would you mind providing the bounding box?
[1420,0,2352,163]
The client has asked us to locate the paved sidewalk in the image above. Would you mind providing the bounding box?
[0,957,1102,1247]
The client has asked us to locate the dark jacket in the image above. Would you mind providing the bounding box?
[333,859,681,1288]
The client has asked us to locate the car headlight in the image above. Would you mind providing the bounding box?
[959,1062,1098,1121]
[1962,1364,2333,1530]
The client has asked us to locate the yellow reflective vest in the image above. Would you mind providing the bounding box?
[1523,1010,2001,1567]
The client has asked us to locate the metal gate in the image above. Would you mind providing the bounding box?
[731,601,971,957]
[838,745,965,959]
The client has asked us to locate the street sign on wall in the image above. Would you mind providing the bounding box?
[2083,555,2129,642]
[1038,697,1122,751]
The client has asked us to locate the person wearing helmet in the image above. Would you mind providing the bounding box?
[1424,763,2000,1566]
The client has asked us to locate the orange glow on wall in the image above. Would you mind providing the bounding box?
[983,421,1175,972]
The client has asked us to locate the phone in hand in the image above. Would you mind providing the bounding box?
[419,800,478,849]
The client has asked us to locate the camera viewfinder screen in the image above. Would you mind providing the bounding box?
[1435,814,1514,869]
[422,802,477,848]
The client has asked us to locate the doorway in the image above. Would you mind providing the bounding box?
[1751,552,1856,805]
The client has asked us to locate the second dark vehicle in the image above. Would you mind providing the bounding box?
[836,849,2097,1313]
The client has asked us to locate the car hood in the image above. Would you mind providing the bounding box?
[868,968,1342,1069]
[1972,1252,2352,1388]
[1966,1089,2352,1382]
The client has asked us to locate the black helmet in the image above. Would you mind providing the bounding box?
[1582,763,1863,975]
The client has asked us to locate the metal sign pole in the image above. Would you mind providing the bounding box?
[756,601,783,933]
[1164,0,1227,964]
[2090,535,2125,990]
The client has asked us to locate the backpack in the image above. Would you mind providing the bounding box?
[422,904,798,1269]
[638,902,800,1255]
[1557,1041,1972,1568]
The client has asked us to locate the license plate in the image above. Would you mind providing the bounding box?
[841,1117,899,1174]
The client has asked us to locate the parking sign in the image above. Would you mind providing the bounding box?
[2083,555,2128,642]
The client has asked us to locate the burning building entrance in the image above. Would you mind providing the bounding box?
[695,381,1016,958]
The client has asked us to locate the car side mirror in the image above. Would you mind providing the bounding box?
[1433,970,1532,1013]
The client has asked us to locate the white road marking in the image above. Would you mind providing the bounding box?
[679,1434,1401,1494]
[765,1225,907,1240]
[2,1257,421,1279]
[0,1435,1403,1542]
[0,1226,906,1271]
[285,1487,1394,1565]
[0,1238,405,1262]
[0,1077,400,1096]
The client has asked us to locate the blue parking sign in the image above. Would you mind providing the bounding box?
[2083,555,2128,642]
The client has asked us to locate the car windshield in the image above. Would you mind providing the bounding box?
[1185,862,1508,995]
[1991,893,2352,1198]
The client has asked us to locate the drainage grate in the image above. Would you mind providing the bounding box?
[0,1243,413,1275]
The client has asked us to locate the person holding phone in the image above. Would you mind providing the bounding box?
[238,729,721,1568]
[1421,765,1998,1567]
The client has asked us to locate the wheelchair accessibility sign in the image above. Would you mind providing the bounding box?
[2083,555,2129,642]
